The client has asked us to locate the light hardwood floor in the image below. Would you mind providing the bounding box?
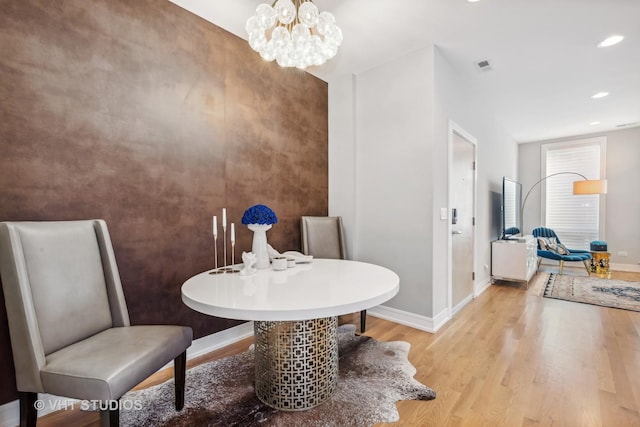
[38,268,640,426]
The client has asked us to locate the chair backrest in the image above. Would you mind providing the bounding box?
[300,216,346,260]
[532,227,562,247]
[0,220,130,391]
[532,227,560,241]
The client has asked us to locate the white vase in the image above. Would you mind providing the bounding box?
[247,223,272,269]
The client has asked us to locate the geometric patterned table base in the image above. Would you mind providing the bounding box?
[254,316,338,411]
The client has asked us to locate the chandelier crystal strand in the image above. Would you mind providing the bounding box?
[246,0,342,69]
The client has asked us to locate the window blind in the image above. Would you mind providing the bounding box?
[543,141,604,249]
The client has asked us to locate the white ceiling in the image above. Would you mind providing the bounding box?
[168,0,640,143]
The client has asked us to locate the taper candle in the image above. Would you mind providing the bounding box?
[230,223,235,244]
[222,208,227,229]
[213,215,218,238]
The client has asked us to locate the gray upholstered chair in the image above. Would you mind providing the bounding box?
[300,216,367,332]
[0,220,193,427]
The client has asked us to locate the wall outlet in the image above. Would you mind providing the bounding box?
[618,251,628,257]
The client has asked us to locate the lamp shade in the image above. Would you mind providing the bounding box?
[573,179,607,195]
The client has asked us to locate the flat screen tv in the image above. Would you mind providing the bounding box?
[501,177,522,239]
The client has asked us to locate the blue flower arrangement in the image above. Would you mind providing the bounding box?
[241,204,278,225]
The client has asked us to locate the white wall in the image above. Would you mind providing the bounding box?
[433,48,517,314]
[328,74,357,259]
[328,45,517,322]
[518,126,640,270]
[607,127,640,268]
[329,48,435,317]
[518,141,542,236]
[356,48,435,317]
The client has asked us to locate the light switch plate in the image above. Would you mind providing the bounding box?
[440,208,448,220]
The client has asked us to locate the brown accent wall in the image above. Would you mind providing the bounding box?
[0,0,328,404]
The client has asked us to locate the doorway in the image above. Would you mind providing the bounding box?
[449,122,477,314]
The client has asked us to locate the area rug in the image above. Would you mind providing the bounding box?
[118,324,436,426]
[543,273,640,312]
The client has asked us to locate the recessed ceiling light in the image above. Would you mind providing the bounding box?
[589,121,601,126]
[591,92,609,99]
[467,0,481,2]
[598,35,624,48]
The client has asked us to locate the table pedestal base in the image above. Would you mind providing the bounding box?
[254,316,338,411]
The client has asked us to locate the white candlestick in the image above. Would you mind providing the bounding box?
[213,215,218,238]
[230,222,237,272]
[222,208,227,230]
[222,208,227,270]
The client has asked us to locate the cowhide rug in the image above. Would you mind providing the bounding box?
[119,324,436,426]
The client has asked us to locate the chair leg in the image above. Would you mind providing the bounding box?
[174,351,187,410]
[99,404,119,427]
[559,260,565,275]
[19,392,37,427]
[360,310,367,333]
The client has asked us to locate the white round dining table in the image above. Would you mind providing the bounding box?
[181,258,399,411]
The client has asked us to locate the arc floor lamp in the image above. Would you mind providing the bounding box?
[521,172,608,233]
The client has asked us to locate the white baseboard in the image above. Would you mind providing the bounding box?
[431,307,451,331]
[0,322,255,427]
[474,277,492,297]
[187,321,254,360]
[452,294,473,316]
[429,277,491,324]
[0,400,17,427]
[610,263,640,273]
[367,305,450,334]
[445,278,492,321]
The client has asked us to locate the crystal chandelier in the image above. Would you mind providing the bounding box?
[246,0,343,69]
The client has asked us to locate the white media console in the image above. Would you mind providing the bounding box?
[491,235,538,284]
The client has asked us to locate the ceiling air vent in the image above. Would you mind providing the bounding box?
[474,59,493,72]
